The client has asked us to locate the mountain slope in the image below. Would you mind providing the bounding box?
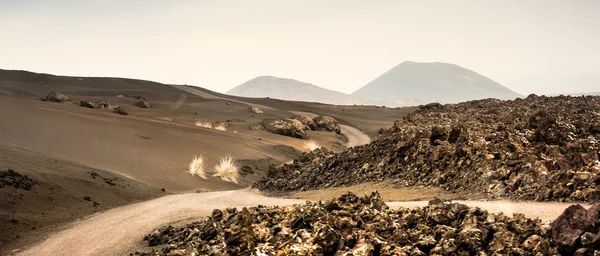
[352,61,521,104]
[227,76,362,105]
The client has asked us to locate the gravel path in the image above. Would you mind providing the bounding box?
[17,189,586,256]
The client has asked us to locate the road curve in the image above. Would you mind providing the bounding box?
[290,111,372,148]
[18,189,585,256]
[340,124,372,148]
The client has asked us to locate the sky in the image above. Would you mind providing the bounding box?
[1,0,599,95]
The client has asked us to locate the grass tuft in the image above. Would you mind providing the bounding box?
[214,123,227,131]
[188,155,207,179]
[213,155,239,183]
[303,140,320,152]
[195,121,213,129]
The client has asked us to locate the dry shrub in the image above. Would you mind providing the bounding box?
[303,140,320,152]
[188,155,207,179]
[213,155,239,183]
[195,121,213,128]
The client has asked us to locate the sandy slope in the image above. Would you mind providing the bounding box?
[17,189,584,256]
[0,69,402,254]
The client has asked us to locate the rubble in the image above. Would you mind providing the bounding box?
[0,169,36,190]
[290,115,318,130]
[313,115,341,134]
[254,95,600,202]
[42,91,72,103]
[262,118,308,139]
[134,192,600,255]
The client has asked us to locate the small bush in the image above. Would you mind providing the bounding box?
[213,155,239,183]
[195,121,212,128]
[188,155,207,179]
[303,140,320,152]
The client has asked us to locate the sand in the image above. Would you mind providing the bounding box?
[0,69,396,253]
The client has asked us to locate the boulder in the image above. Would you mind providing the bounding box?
[135,99,151,108]
[100,103,128,115]
[42,91,71,103]
[262,118,307,139]
[312,115,341,134]
[289,115,317,130]
[551,203,600,254]
[250,107,263,114]
[80,101,99,109]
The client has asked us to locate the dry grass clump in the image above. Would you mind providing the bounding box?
[213,155,239,183]
[195,121,213,129]
[188,155,207,179]
[213,123,227,131]
[303,140,320,152]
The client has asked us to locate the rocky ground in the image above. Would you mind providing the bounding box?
[134,192,600,255]
[254,95,600,202]
[0,169,36,190]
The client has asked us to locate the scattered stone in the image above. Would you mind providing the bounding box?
[135,99,151,108]
[83,196,91,201]
[313,115,341,134]
[255,96,600,202]
[250,107,263,114]
[249,125,264,131]
[93,201,100,207]
[551,202,600,254]
[42,91,72,103]
[0,169,36,190]
[289,115,317,130]
[133,192,568,255]
[80,101,99,109]
[262,118,308,139]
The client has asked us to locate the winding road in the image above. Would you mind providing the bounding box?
[18,189,583,256]
[290,111,372,148]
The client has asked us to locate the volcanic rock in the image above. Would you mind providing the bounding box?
[0,169,36,190]
[254,95,600,202]
[80,101,99,109]
[133,192,566,255]
[42,91,71,103]
[250,107,263,114]
[289,115,317,130]
[135,99,151,109]
[551,202,600,254]
[262,118,308,139]
[313,115,341,134]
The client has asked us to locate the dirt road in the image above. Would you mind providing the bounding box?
[290,111,372,148]
[18,189,584,256]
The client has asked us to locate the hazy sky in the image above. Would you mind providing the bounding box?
[1,0,599,95]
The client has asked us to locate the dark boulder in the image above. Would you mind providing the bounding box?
[135,99,151,109]
[289,115,317,130]
[42,91,71,103]
[313,115,341,134]
[262,118,307,139]
[80,101,99,109]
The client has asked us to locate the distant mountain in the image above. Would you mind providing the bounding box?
[227,76,364,105]
[352,61,521,104]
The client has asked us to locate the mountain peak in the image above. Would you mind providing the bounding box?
[226,76,360,105]
[352,62,520,104]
